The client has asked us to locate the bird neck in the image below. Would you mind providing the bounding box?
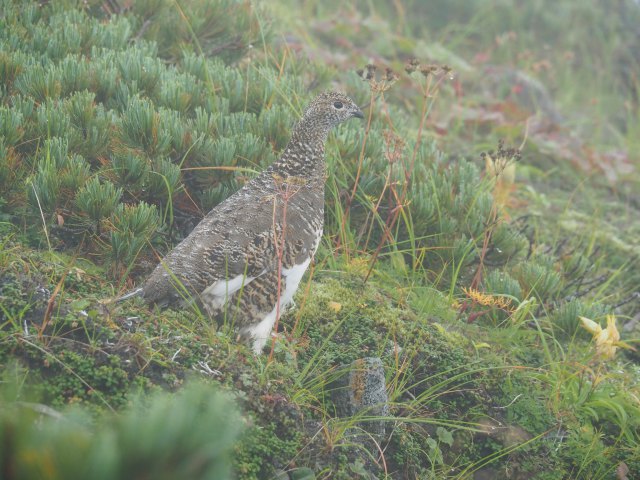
[270,120,329,179]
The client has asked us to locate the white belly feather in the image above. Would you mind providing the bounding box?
[201,272,257,312]
[246,257,312,353]
[203,228,321,354]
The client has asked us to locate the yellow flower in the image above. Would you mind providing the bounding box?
[580,315,620,359]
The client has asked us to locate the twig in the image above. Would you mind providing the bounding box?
[16,401,65,420]
[493,394,523,409]
[612,292,639,310]
[30,182,52,251]
[132,19,152,43]
[268,178,302,362]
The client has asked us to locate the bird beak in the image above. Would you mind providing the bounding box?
[352,108,365,119]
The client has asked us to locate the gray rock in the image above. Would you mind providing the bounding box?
[331,357,389,437]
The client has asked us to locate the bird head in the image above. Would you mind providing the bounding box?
[301,91,364,129]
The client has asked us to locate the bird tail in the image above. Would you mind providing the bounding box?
[112,287,145,303]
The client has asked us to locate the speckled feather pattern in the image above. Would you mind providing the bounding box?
[135,92,363,352]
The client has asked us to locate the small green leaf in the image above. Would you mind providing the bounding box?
[349,459,369,476]
[436,426,454,447]
[69,299,91,311]
[290,467,316,480]
[426,437,438,451]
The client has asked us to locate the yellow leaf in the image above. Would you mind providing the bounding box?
[614,340,637,352]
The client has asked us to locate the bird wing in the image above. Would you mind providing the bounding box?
[141,184,283,307]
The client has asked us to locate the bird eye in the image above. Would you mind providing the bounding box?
[333,101,344,109]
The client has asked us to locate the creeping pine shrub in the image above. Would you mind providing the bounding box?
[0,139,21,189]
[75,177,122,230]
[340,134,528,289]
[108,202,161,273]
[513,258,562,301]
[0,1,285,275]
[549,298,609,338]
[409,156,495,270]
[483,269,523,302]
[0,106,24,145]
[0,380,243,480]
[127,0,266,63]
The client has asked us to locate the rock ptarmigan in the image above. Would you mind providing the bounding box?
[118,92,363,353]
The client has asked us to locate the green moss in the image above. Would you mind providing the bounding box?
[387,424,436,478]
[27,349,129,410]
[234,415,303,480]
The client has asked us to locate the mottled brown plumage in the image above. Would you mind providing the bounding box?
[121,92,363,353]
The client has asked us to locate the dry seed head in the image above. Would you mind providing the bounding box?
[482,140,521,179]
[406,60,455,81]
[356,64,377,81]
[356,63,398,93]
[405,58,420,74]
[495,139,522,163]
[385,67,399,83]
[419,64,440,78]
[482,140,522,164]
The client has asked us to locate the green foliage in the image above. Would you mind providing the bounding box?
[0,51,25,92]
[36,350,129,409]
[75,177,122,225]
[404,154,506,282]
[129,0,266,63]
[0,272,44,331]
[65,90,111,160]
[0,0,287,276]
[549,299,609,338]
[0,379,242,480]
[0,106,24,145]
[60,155,92,193]
[0,138,22,193]
[111,151,150,189]
[294,276,404,367]
[14,62,63,102]
[483,269,522,302]
[28,160,60,216]
[388,424,434,477]
[108,202,161,271]
[119,97,172,156]
[36,99,76,141]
